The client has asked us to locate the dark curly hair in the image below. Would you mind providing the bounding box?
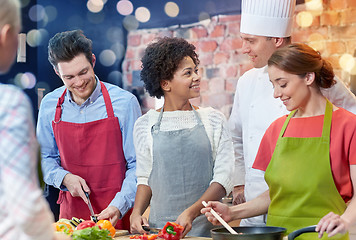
[140,37,199,98]
[48,29,93,71]
[268,43,335,89]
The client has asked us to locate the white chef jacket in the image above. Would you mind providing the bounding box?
[229,66,356,226]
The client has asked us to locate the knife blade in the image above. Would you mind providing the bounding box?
[142,225,161,233]
[84,191,98,223]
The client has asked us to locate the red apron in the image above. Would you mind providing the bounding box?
[52,81,131,230]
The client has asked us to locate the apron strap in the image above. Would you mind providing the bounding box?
[153,104,201,131]
[54,89,67,123]
[99,81,115,118]
[53,81,115,123]
[321,99,333,142]
[278,98,333,140]
[278,109,296,138]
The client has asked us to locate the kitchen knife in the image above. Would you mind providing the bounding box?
[142,225,161,233]
[84,191,98,223]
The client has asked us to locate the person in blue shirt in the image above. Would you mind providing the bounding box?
[37,29,141,229]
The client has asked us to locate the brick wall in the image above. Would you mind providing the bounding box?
[123,1,356,117]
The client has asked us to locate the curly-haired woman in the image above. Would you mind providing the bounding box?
[130,37,234,237]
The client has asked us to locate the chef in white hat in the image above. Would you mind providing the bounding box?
[228,0,356,227]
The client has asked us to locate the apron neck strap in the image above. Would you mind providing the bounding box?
[54,88,67,123]
[54,81,115,123]
[99,81,115,118]
[278,98,333,139]
[155,104,201,131]
[321,99,333,139]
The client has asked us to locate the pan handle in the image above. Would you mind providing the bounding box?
[288,225,316,240]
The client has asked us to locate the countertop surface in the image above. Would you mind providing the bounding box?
[114,235,211,240]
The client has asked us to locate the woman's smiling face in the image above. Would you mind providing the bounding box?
[268,65,311,111]
[164,56,201,101]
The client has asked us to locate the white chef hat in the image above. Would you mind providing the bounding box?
[240,0,296,37]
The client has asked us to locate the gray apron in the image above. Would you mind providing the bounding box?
[148,106,214,237]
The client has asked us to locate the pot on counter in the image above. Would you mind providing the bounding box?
[210,225,316,240]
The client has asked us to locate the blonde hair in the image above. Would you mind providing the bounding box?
[0,0,21,30]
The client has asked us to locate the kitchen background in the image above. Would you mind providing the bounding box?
[1,0,356,120]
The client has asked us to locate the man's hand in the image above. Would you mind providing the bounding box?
[232,185,245,205]
[62,173,90,203]
[97,206,121,227]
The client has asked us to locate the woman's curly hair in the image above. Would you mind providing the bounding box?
[140,37,199,98]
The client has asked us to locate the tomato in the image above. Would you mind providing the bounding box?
[96,219,116,237]
[76,220,97,230]
[53,222,73,235]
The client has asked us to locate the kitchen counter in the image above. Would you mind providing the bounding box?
[114,235,211,240]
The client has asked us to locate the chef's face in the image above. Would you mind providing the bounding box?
[268,65,311,111]
[241,33,279,68]
[56,53,97,105]
[163,56,201,100]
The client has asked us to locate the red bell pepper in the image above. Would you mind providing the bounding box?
[158,222,184,240]
[76,220,97,230]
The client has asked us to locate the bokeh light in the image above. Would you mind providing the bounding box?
[99,49,117,67]
[106,27,124,43]
[135,7,151,23]
[307,33,325,51]
[14,72,37,89]
[27,28,49,47]
[29,4,46,22]
[165,2,179,18]
[296,11,313,28]
[123,15,139,31]
[44,5,58,22]
[87,0,104,13]
[35,81,50,96]
[199,12,210,22]
[339,54,355,73]
[116,0,133,16]
[305,0,323,12]
[111,42,125,61]
[108,70,123,86]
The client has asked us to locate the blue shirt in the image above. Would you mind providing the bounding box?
[36,78,142,216]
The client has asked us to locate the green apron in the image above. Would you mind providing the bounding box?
[265,99,349,240]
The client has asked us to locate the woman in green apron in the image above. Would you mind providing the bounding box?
[130,37,234,237]
[202,43,356,240]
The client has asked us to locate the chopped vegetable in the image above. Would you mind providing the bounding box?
[76,220,97,230]
[72,226,112,240]
[158,222,184,240]
[53,221,74,235]
[130,233,158,240]
[96,219,116,237]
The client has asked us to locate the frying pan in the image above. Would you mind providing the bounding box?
[210,225,316,240]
